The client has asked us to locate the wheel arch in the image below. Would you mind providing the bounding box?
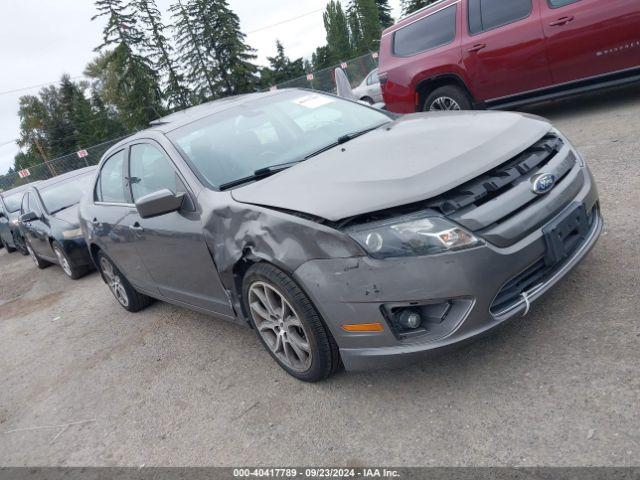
[415,74,476,111]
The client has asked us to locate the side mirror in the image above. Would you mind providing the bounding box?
[20,211,38,223]
[135,189,184,219]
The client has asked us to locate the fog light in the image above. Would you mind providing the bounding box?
[398,310,422,330]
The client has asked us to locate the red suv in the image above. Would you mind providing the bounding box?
[378,0,640,113]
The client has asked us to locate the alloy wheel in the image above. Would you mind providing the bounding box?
[26,244,39,266]
[100,257,130,308]
[248,281,312,372]
[429,96,461,111]
[54,246,73,277]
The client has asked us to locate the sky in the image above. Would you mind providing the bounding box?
[0,0,403,175]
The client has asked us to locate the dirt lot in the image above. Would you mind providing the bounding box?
[1,86,639,467]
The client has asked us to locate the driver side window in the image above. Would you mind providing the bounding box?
[20,193,29,215]
[29,193,43,216]
[129,144,179,202]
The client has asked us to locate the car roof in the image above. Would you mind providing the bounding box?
[0,181,42,198]
[33,165,97,190]
[382,0,458,35]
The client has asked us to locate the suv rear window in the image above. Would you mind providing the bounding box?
[393,5,457,57]
[468,0,532,35]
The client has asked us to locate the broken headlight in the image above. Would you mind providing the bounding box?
[347,214,483,259]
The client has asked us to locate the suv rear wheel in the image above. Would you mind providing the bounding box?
[424,85,472,111]
[243,263,341,382]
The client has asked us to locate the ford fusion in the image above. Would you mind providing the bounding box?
[79,90,601,382]
[20,167,96,279]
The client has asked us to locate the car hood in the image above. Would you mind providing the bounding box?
[231,111,552,222]
[52,203,80,227]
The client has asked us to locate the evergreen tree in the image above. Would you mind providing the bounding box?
[169,0,216,101]
[401,0,439,16]
[349,0,383,53]
[375,0,394,28]
[171,0,259,99]
[260,41,306,88]
[132,0,190,109]
[92,0,164,128]
[323,1,353,64]
[311,46,332,72]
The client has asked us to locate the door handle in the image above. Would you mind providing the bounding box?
[467,43,487,53]
[549,15,574,26]
[130,222,144,232]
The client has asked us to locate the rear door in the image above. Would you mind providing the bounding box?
[126,141,233,317]
[541,0,640,84]
[462,0,553,101]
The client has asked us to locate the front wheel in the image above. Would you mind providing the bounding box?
[52,241,89,280]
[243,263,341,382]
[424,85,473,111]
[98,252,153,312]
[26,242,52,270]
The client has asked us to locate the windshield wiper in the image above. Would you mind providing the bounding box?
[218,161,302,191]
[304,123,388,160]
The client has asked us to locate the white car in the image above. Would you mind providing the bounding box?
[352,69,383,105]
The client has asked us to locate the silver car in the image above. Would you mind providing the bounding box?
[352,68,384,105]
[79,89,601,382]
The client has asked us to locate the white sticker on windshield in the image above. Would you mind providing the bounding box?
[293,94,335,109]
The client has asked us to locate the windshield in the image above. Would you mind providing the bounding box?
[167,91,392,189]
[39,172,94,214]
[3,193,25,213]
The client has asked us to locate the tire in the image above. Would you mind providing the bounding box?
[243,263,341,382]
[52,241,89,280]
[97,252,153,312]
[26,241,52,270]
[360,96,375,105]
[15,233,29,256]
[424,85,473,112]
[1,237,16,253]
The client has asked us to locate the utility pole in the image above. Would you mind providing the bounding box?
[31,132,57,177]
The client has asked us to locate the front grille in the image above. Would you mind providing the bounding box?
[427,133,564,216]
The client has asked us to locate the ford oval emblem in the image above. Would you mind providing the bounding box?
[531,173,557,195]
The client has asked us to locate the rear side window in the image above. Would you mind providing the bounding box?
[96,150,126,204]
[468,0,532,35]
[548,0,580,7]
[393,5,457,57]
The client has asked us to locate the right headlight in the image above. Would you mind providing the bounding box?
[347,213,483,259]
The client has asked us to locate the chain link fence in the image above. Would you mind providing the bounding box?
[0,136,127,192]
[272,51,379,94]
[0,53,379,192]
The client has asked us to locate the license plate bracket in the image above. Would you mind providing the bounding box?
[543,203,589,266]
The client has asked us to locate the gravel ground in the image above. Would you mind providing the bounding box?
[1,85,639,467]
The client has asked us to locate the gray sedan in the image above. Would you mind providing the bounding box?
[79,89,601,381]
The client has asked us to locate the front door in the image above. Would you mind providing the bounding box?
[126,142,234,317]
[21,192,53,259]
[93,148,155,291]
[462,0,553,101]
[541,0,640,84]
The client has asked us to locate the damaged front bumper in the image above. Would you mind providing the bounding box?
[294,198,602,373]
